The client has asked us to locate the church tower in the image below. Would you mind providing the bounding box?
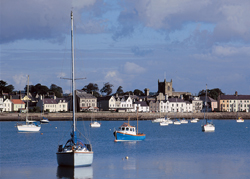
[158,79,172,96]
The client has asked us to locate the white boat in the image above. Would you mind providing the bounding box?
[17,75,41,132]
[236,117,244,123]
[152,118,165,123]
[160,120,169,126]
[190,118,199,123]
[90,121,101,128]
[202,122,215,132]
[180,118,188,124]
[201,84,215,132]
[165,117,173,124]
[40,95,49,124]
[40,117,49,123]
[56,11,93,167]
[174,119,181,125]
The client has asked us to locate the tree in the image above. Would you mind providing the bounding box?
[116,86,124,95]
[50,84,63,98]
[26,83,49,96]
[0,80,14,93]
[100,82,113,96]
[133,89,144,96]
[198,88,224,100]
[82,83,99,93]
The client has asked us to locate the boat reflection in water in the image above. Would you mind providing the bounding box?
[56,166,93,179]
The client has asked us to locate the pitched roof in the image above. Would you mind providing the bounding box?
[134,101,149,107]
[76,90,96,99]
[43,99,57,104]
[219,95,250,100]
[11,99,25,104]
[200,96,217,102]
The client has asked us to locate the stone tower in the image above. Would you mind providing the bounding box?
[158,79,172,96]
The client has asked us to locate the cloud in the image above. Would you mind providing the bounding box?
[114,0,250,44]
[104,71,123,85]
[131,46,153,56]
[13,74,28,90]
[212,45,250,56]
[0,0,105,44]
[124,62,146,74]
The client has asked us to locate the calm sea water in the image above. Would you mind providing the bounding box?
[1,119,250,179]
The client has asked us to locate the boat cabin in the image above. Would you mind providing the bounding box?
[118,123,136,135]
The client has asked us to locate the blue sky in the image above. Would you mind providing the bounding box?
[1,0,250,95]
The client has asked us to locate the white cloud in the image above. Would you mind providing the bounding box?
[212,45,250,56]
[104,71,123,85]
[13,74,28,90]
[124,62,146,74]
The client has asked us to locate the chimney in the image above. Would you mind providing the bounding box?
[235,91,238,96]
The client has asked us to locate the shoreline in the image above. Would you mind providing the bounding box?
[0,112,249,121]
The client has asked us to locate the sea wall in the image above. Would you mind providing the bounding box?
[0,112,249,121]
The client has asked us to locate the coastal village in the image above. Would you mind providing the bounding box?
[1,79,250,114]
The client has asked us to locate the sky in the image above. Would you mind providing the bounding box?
[1,0,250,96]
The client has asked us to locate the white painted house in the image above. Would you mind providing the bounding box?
[3,99,13,112]
[0,97,4,112]
[132,101,149,112]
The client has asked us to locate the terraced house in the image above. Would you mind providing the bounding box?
[218,91,250,112]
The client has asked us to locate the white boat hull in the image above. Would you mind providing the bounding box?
[236,120,244,123]
[17,124,41,132]
[160,121,169,126]
[90,122,101,128]
[152,118,165,123]
[202,124,215,132]
[57,151,93,167]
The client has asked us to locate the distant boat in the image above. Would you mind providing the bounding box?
[160,120,169,126]
[236,117,244,123]
[190,118,199,123]
[40,95,49,124]
[56,11,93,167]
[201,84,215,132]
[180,118,188,124]
[90,121,101,128]
[174,119,181,125]
[17,75,41,132]
[113,108,146,142]
[40,117,49,124]
[152,118,165,123]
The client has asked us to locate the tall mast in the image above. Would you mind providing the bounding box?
[26,75,29,123]
[71,11,76,133]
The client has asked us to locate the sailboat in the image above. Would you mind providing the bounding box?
[113,107,146,142]
[17,75,41,132]
[201,84,215,132]
[90,115,101,128]
[56,11,93,167]
[40,95,49,123]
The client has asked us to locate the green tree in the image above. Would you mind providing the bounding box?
[100,82,113,96]
[0,80,14,93]
[133,89,144,96]
[116,86,124,95]
[198,88,224,100]
[50,84,63,98]
[82,83,99,93]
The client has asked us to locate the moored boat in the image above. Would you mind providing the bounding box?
[56,11,93,167]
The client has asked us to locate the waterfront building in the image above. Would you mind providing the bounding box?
[76,90,98,112]
[11,99,25,112]
[3,99,12,112]
[218,91,250,112]
[0,97,3,112]
[132,101,149,112]
[199,96,217,112]
[191,96,203,113]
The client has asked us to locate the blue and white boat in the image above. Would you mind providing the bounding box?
[113,122,146,142]
[113,110,146,142]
